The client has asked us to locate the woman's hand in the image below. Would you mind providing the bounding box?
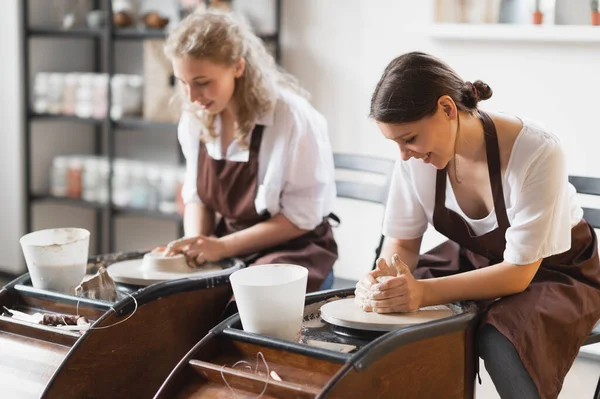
[354,258,393,311]
[354,254,425,313]
[163,235,229,266]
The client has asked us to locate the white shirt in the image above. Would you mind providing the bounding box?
[383,118,583,265]
[178,88,336,231]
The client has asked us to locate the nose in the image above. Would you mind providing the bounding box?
[187,85,202,103]
[398,143,412,161]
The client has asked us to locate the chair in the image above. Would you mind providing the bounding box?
[330,153,395,289]
[568,175,600,399]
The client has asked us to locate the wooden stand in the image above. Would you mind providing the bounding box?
[157,289,479,399]
[0,258,241,399]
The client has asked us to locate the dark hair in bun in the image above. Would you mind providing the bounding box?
[460,80,493,109]
[370,52,493,123]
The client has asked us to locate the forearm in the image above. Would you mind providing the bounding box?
[380,236,422,271]
[220,213,308,257]
[183,202,215,237]
[421,259,542,306]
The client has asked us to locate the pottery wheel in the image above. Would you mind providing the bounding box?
[107,259,226,286]
[320,298,455,332]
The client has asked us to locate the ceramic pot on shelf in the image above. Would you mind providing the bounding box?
[592,0,600,26]
[532,0,543,25]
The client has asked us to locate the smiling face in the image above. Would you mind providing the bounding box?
[377,96,459,169]
[172,56,245,115]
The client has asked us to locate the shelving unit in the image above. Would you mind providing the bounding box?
[28,27,104,38]
[421,23,600,43]
[113,206,183,222]
[29,193,106,211]
[22,0,282,253]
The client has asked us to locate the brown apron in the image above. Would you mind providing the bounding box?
[196,124,338,292]
[413,112,600,399]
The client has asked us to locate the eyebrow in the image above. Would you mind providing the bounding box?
[391,131,412,140]
[174,76,208,84]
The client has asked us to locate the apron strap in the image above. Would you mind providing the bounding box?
[248,124,265,154]
[479,111,510,231]
[435,168,448,209]
[433,111,511,236]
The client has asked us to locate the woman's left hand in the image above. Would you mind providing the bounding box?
[164,235,229,266]
[363,254,425,313]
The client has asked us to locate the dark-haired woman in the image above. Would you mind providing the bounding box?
[355,52,600,399]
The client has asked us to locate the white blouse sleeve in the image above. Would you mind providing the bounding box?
[177,112,201,204]
[382,160,429,239]
[504,140,572,265]
[279,109,335,231]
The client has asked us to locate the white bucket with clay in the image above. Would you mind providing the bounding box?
[20,228,90,294]
[230,264,308,341]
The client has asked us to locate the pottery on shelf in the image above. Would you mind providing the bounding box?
[143,12,170,29]
[86,10,106,29]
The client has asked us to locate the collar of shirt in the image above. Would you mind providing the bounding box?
[205,103,276,162]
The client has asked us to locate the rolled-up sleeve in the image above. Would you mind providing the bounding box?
[178,112,201,204]
[279,110,335,230]
[382,160,428,239]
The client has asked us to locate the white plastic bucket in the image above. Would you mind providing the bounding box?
[20,228,90,294]
[230,264,308,341]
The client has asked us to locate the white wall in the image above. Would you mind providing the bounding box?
[0,0,24,273]
[282,0,600,171]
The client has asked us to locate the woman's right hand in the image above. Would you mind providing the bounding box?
[354,257,396,311]
[162,234,231,267]
[355,254,422,313]
[151,239,199,268]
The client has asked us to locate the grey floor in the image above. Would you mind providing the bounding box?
[477,356,600,398]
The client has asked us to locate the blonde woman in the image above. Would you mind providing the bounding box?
[162,10,338,292]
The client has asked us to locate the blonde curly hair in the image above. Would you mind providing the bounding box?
[164,10,307,145]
